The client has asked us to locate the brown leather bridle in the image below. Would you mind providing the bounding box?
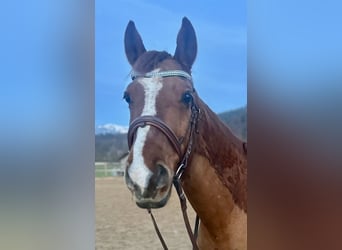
[128,116,183,159]
[127,70,200,250]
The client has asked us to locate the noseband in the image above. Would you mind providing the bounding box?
[128,115,183,158]
[127,70,200,250]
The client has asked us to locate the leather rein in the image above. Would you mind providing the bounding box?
[127,70,200,250]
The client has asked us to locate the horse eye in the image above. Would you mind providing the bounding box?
[181,92,193,105]
[123,92,131,104]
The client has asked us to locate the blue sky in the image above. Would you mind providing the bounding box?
[96,0,246,127]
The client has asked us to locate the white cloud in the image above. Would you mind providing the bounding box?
[96,124,128,134]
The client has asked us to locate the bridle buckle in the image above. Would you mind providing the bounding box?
[175,163,186,180]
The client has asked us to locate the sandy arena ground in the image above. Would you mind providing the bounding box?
[96,177,197,250]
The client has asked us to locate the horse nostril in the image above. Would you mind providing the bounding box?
[125,171,151,198]
[155,164,169,189]
[131,185,152,199]
[125,163,170,201]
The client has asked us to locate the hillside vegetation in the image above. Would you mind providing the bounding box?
[218,106,247,141]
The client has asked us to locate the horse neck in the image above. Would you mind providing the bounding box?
[182,99,247,238]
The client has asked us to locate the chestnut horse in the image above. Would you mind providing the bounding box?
[123,17,247,250]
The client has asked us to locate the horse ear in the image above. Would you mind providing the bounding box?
[124,20,146,66]
[174,17,197,71]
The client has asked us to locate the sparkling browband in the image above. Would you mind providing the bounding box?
[131,70,192,81]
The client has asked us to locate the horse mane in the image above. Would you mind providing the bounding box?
[194,99,248,212]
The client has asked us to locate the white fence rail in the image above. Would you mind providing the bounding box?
[95,162,124,177]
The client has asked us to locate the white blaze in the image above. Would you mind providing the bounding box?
[128,71,163,188]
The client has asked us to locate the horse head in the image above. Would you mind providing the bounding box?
[123,17,198,209]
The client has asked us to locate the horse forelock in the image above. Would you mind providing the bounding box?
[133,51,172,74]
[133,50,191,74]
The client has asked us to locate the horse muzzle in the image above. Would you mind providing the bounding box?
[125,163,172,209]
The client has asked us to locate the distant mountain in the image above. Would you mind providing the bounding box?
[95,133,128,162]
[96,123,128,134]
[95,106,247,162]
